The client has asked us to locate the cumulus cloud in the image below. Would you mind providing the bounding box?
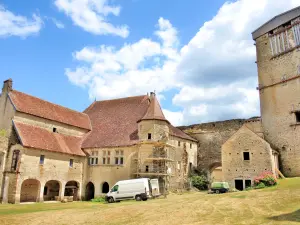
[54,0,129,37]
[0,5,43,38]
[65,0,300,126]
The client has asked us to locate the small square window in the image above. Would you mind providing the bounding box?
[148,133,152,140]
[243,152,250,161]
[145,165,149,172]
[120,157,124,165]
[53,127,57,132]
[178,141,181,147]
[40,155,45,165]
[295,112,300,122]
[69,159,73,168]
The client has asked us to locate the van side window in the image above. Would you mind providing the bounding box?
[112,185,119,192]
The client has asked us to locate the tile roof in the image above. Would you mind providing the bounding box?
[82,94,196,148]
[82,95,150,148]
[139,94,169,122]
[9,90,91,130]
[13,120,86,156]
[169,125,197,142]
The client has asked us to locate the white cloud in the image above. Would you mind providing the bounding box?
[65,0,299,126]
[52,18,65,29]
[0,5,43,38]
[54,0,129,37]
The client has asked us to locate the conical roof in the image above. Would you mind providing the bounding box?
[140,93,169,123]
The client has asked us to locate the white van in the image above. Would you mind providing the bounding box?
[105,178,152,203]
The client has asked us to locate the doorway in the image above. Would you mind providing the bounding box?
[235,179,243,191]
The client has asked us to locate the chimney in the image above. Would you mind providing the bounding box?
[150,91,155,100]
[2,79,13,94]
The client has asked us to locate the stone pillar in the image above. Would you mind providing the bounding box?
[1,175,9,203]
[59,182,65,201]
[38,182,44,203]
[77,182,82,201]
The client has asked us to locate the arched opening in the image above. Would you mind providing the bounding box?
[64,181,79,201]
[20,179,40,203]
[102,182,109,193]
[43,180,60,201]
[85,182,95,201]
[209,162,222,183]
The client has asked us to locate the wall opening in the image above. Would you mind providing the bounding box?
[85,182,95,201]
[148,133,152,140]
[235,180,243,191]
[44,180,60,201]
[243,152,250,161]
[20,179,40,203]
[102,182,109,193]
[64,181,79,201]
[295,112,300,122]
[245,180,251,189]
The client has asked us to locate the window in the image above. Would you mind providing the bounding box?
[295,112,300,123]
[53,127,57,133]
[148,133,152,140]
[11,150,20,171]
[243,152,250,161]
[111,185,119,192]
[145,165,149,172]
[245,180,251,188]
[178,141,181,147]
[40,155,45,165]
[102,150,110,165]
[89,151,98,165]
[69,159,73,168]
[190,143,192,149]
[115,150,124,165]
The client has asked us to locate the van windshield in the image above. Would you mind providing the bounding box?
[111,185,119,192]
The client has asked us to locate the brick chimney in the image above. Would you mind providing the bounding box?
[2,79,13,94]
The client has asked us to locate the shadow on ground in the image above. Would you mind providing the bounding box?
[268,209,300,223]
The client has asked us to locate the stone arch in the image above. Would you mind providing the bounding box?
[208,162,222,183]
[65,180,79,201]
[85,182,95,201]
[43,180,61,201]
[102,182,109,193]
[20,179,41,203]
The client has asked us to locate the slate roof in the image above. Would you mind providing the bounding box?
[82,94,197,148]
[9,90,91,130]
[13,120,86,156]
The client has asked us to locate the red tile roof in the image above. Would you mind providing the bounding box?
[82,94,196,148]
[9,90,91,130]
[13,121,86,156]
[139,95,169,123]
[169,125,197,142]
[82,95,149,148]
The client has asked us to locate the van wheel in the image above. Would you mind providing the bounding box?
[142,198,147,201]
[135,195,142,201]
[216,190,220,194]
[108,197,114,203]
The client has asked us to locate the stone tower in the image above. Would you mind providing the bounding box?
[252,6,300,176]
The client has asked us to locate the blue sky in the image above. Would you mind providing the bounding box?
[0,0,299,125]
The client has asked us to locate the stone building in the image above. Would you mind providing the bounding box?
[0,79,197,203]
[252,6,300,177]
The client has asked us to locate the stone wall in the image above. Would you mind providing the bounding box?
[222,125,276,190]
[255,16,300,176]
[179,119,245,175]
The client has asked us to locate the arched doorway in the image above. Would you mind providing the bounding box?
[102,182,109,193]
[20,179,40,203]
[44,180,60,201]
[64,181,79,201]
[85,182,95,201]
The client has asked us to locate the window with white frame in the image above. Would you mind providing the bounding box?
[269,22,300,57]
[102,150,111,165]
[89,151,98,165]
[115,150,124,165]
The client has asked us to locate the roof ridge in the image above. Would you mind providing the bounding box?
[11,90,89,117]
[95,95,147,103]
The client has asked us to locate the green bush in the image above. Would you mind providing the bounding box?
[254,182,266,189]
[191,175,209,190]
[91,197,106,202]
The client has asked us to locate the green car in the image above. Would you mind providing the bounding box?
[210,182,230,194]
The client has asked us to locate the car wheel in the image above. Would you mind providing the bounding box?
[108,197,114,203]
[142,198,148,201]
[216,190,220,194]
[135,195,142,201]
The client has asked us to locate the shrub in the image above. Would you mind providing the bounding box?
[254,182,266,189]
[191,175,209,190]
[254,171,277,187]
[91,197,106,202]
